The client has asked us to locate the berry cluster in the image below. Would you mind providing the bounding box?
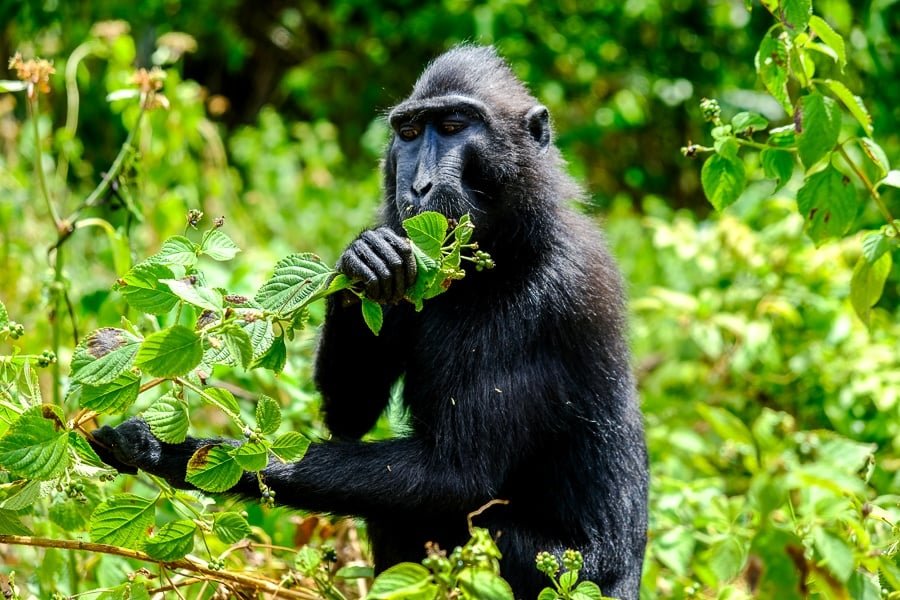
[535,551,559,576]
[473,250,495,272]
[260,484,276,508]
[5,321,25,339]
[37,349,57,367]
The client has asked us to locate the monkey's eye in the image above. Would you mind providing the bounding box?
[439,120,466,135]
[398,124,420,141]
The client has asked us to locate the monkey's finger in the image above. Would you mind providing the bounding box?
[363,230,408,301]
[382,231,417,296]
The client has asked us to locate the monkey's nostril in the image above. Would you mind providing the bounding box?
[413,181,432,196]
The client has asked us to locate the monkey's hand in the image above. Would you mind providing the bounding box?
[89,418,199,488]
[337,227,417,304]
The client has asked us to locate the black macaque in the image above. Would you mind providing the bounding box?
[90,45,649,599]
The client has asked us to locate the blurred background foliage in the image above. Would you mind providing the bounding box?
[1,0,899,598]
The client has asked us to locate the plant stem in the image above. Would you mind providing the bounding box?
[57,41,100,187]
[0,535,318,600]
[69,105,146,222]
[837,145,900,237]
[27,96,61,229]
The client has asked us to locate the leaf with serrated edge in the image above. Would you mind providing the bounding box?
[271,432,310,462]
[199,229,241,261]
[809,15,846,69]
[254,253,335,316]
[202,387,241,417]
[0,410,70,480]
[368,563,436,600]
[361,298,384,335]
[115,262,181,314]
[755,28,792,115]
[256,395,281,434]
[796,165,856,245]
[821,79,872,136]
[134,325,202,378]
[89,494,155,548]
[143,394,189,443]
[160,278,222,312]
[402,212,448,260]
[213,512,252,544]
[0,509,32,535]
[797,93,842,168]
[144,519,197,561]
[71,327,142,385]
[186,445,243,492]
[81,372,141,414]
[150,236,198,266]
[234,442,269,471]
[701,153,745,211]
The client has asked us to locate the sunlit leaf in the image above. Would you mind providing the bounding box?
[143,519,197,561]
[186,444,243,492]
[89,494,155,548]
[134,325,202,377]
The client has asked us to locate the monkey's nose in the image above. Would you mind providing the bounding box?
[412,180,432,197]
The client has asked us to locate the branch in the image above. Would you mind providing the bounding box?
[0,535,319,600]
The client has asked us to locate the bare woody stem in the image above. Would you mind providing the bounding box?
[0,535,319,600]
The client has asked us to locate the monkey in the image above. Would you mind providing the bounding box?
[90,45,649,599]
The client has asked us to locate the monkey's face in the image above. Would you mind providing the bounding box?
[386,95,495,222]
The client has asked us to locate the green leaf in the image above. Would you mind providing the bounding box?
[134,326,202,378]
[254,253,335,316]
[199,229,241,261]
[245,318,275,359]
[0,410,69,480]
[795,165,857,245]
[361,298,384,335]
[453,214,475,245]
[701,153,745,211]
[368,563,436,600]
[160,278,223,312]
[731,112,769,135]
[760,148,795,191]
[821,79,872,136]
[256,395,281,434]
[149,236,198,267]
[847,571,883,600]
[143,394,189,444]
[755,28,792,115]
[861,230,891,263]
[202,387,241,417]
[0,300,8,330]
[270,432,310,462]
[114,262,181,315]
[782,0,811,32]
[295,546,322,575]
[796,93,841,169]
[143,519,197,561]
[809,15,846,69]
[402,211,448,260]
[0,80,28,93]
[857,138,889,180]
[221,324,253,369]
[233,441,269,471]
[537,589,559,600]
[71,327,142,385]
[336,565,376,579]
[457,569,515,600]
[69,432,105,468]
[81,372,141,414]
[213,512,251,544]
[879,170,900,190]
[0,508,32,535]
[405,245,441,311]
[573,581,604,600]
[186,444,244,493]
[850,252,892,325]
[252,335,287,373]
[0,480,42,511]
[89,494,155,548]
[812,529,854,582]
[559,570,578,592]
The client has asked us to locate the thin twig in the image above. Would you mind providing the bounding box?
[837,144,900,237]
[0,535,319,600]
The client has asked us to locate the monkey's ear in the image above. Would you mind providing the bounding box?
[525,105,551,152]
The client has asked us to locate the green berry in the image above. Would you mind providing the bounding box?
[562,549,583,571]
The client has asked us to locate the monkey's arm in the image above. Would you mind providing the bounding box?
[315,226,416,438]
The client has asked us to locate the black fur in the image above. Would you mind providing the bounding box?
[91,45,648,599]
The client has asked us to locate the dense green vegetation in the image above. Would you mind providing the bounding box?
[0,0,898,598]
